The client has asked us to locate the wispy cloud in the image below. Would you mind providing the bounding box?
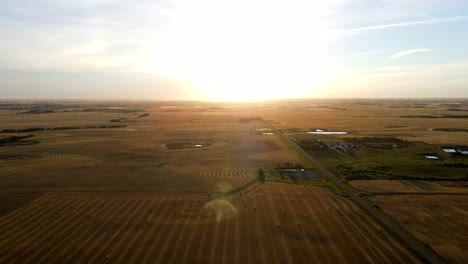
[388,49,434,59]
[347,16,468,33]
[343,50,392,59]
[367,66,413,73]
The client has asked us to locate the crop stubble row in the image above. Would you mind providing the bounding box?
[0,183,420,263]
[248,150,302,164]
[371,195,468,263]
[166,164,256,192]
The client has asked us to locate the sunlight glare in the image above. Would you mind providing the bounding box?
[142,0,336,100]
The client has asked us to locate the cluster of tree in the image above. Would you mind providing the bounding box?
[392,174,468,181]
[441,145,468,149]
[137,113,150,118]
[336,164,393,180]
[166,142,194,149]
[401,114,468,119]
[19,109,55,114]
[433,128,468,132]
[344,137,409,149]
[388,105,425,108]
[2,125,126,133]
[81,108,143,113]
[446,109,468,112]
[258,168,265,183]
[276,128,304,133]
[275,162,303,170]
[1,127,80,133]
[296,139,325,151]
[0,134,37,146]
[110,118,128,122]
[84,125,126,129]
[441,163,468,168]
[344,137,407,144]
[314,105,347,110]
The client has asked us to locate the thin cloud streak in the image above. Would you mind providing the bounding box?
[343,50,392,58]
[347,15,468,33]
[388,49,434,59]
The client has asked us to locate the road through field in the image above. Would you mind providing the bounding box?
[280,132,444,264]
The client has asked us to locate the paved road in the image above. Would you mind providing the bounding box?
[271,127,444,264]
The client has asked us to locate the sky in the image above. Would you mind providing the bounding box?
[1,0,468,101]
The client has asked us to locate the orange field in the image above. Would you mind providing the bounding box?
[0,183,420,264]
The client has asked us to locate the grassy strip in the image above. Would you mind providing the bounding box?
[282,138,315,169]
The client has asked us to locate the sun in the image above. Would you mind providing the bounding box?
[142,0,334,101]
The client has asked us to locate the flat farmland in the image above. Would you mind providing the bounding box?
[0,129,296,193]
[259,99,468,145]
[0,183,420,264]
[0,124,290,194]
[1,99,467,263]
[371,195,468,263]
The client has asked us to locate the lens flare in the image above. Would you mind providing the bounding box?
[204,199,237,223]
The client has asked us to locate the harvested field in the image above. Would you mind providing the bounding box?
[259,100,468,145]
[165,164,256,192]
[2,99,466,263]
[350,180,468,194]
[0,183,420,264]
[0,191,43,217]
[0,128,286,193]
[248,150,302,164]
[372,195,468,263]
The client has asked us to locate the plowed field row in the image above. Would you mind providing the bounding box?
[166,164,256,192]
[248,150,301,164]
[0,183,420,263]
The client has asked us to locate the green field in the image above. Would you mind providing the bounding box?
[296,136,468,180]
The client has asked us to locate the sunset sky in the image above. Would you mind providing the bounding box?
[1,0,468,100]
